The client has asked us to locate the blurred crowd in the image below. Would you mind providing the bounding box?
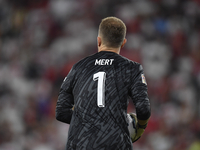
[0,0,200,149]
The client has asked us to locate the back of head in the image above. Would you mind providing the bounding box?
[99,17,126,48]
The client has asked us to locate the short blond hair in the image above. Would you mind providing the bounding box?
[99,17,126,48]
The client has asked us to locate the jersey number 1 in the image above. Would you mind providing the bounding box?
[93,72,106,107]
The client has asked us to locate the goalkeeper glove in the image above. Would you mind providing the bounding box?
[129,113,149,143]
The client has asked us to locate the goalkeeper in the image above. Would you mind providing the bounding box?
[56,16,151,150]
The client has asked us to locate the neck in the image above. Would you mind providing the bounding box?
[98,45,120,54]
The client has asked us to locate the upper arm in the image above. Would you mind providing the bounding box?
[129,64,151,120]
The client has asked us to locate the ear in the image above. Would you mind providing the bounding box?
[97,36,102,47]
[121,38,127,48]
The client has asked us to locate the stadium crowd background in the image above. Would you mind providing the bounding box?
[0,0,200,149]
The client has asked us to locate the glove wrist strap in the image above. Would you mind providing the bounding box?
[138,123,147,129]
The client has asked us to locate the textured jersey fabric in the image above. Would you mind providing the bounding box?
[56,51,151,150]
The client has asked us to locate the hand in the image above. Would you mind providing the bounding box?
[129,113,148,143]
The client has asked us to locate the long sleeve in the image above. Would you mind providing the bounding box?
[129,64,151,121]
[56,67,76,124]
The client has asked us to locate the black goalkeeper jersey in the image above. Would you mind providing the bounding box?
[56,51,151,150]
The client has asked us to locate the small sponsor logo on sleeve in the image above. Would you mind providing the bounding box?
[141,74,147,85]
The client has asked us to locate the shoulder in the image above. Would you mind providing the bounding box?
[72,53,98,70]
[117,54,142,69]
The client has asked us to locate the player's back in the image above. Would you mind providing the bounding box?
[66,51,141,150]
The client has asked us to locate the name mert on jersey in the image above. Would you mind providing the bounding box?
[95,59,114,65]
